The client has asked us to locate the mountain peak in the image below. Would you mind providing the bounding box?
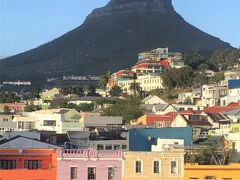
[87,0,175,20]
[0,0,232,82]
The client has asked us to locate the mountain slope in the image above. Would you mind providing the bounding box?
[0,0,232,82]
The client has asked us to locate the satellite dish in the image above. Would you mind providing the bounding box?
[147,136,152,141]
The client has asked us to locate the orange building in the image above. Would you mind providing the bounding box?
[185,163,240,180]
[0,149,57,180]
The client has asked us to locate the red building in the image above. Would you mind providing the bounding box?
[0,103,25,112]
[0,149,57,180]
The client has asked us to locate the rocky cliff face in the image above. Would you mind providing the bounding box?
[0,0,232,83]
[87,0,175,19]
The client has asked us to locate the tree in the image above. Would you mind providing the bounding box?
[109,86,122,97]
[185,136,231,165]
[99,71,112,90]
[193,72,208,85]
[24,104,42,112]
[129,81,142,97]
[28,86,41,99]
[0,92,20,103]
[50,97,68,108]
[76,103,94,112]
[84,85,98,96]
[101,98,144,123]
[211,72,224,83]
[161,67,194,90]
[183,51,206,69]
[210,49,232,70]
[60,86,84,96]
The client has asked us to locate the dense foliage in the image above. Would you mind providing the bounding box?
[0,92,21,103]
[109,86,122,97]
[161,67,194,90]
[101,97,144,123]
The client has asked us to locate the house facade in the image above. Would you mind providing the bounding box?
[185,163,240,180]
[57,148,123,180]
[0,149,57,180]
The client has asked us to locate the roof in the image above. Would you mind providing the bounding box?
[204,106,237,113]
[206,112,230,123]
[165,111,212,127]
[141,104,154,112]
[228,101,240,108]
[67,131,90,140]
[152,104,169,112]
[186,119,212,127]
[179,109,203,115]
[0,135,59,149]
[225,107,240,116]
[145,114,173,126]
[142,95,166,104]
[70,96,116,102]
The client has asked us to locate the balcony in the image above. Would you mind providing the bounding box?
[59,148,123,158]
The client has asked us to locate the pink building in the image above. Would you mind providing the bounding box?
[57,148,123,180]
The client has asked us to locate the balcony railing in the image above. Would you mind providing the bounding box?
[59,148,123,158]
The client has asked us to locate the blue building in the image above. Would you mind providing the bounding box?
[129,127,193,151]
[228,79,240,89]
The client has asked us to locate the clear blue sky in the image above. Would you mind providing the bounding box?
[1,0,240,58]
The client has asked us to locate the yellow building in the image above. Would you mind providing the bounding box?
[122,149,184,180]
[185,163,240,180]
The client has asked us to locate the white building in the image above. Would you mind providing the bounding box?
[220,80,240,106]
[117,74,163,93]
[13,109,83,133]
[0,115,17,135]
[80,116,123,129]
[151,138,184,152]
[142,95,166,104]
[200,84,228,107]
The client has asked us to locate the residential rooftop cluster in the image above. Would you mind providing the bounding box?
[0,48,240,180]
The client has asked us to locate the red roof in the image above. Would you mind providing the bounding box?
[228,101,240,108]
[178,109,203,115]
[145,114,173,126]
[160,59,170,68]
[204,106,237,113]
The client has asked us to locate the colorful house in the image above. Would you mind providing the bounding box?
[185,163,240,180]
[57,148,123,180]
[0,103,25,112]
[122,138,185,180]
[128,128,193,151]
[0,149,57,180]
[123,150,184,180]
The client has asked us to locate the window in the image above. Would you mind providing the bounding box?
[122,145,127,149]
[114,145,120,150]
[153,161,160,174]
[170,161,177,174]
[88,167,96,180]
[204,176,216,180]
[108,167,114,180]
[105,145,112,150]
[24,160,42,169]
[70,167,77,180]
[135,160,142,173]
[0,160,16,169]
[222,178,232,180]
[97,144,104,150]
[189,178,199,180]
[43,120,56,126]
